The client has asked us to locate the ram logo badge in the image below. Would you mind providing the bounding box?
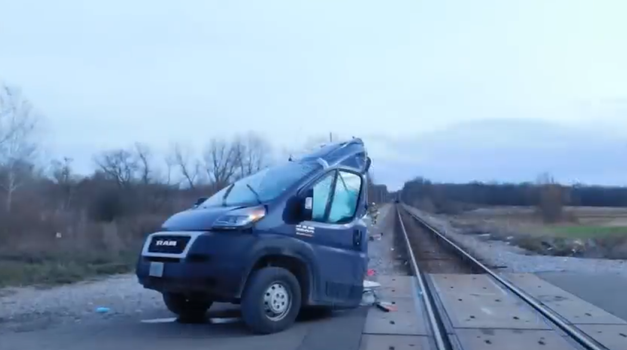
[155,240,177,247]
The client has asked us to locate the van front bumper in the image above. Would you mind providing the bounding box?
[135,230,256,301]
[136,258,245,300]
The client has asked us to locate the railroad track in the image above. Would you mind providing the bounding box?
[395,204,607,350]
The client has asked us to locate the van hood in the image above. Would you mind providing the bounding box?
[161,205,242,231]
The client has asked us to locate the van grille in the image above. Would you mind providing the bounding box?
[148,235,191,254]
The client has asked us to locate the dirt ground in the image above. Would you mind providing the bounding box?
[445,206,627,259]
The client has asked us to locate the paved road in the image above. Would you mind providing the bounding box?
[2,304,368,350]
[538,271,627,321]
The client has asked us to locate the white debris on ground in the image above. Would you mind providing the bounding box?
[403,205,627,276]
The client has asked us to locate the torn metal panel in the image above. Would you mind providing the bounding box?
[454,329,579,350]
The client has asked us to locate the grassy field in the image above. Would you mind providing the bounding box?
[448,206,627,259]
[0,250,139,288]
[546,225,627,238]
[0,214,160,288]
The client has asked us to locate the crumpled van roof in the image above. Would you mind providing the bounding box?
[295,138,369,173]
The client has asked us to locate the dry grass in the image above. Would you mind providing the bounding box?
[0,212,165,287]
[448,206,627,259]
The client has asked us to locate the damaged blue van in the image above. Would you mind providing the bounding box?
[136,138,372,334]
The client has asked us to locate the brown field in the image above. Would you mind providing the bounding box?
[447,206,627,259]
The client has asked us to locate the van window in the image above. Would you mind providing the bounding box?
[309,170,362,224]
[200,161,320,208]
[312,172,335,221]
[328,171,362,223]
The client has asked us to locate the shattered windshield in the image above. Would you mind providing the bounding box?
[199,161,320,208]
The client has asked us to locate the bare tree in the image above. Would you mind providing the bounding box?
[162,152,178,186]
[0,84,39,212]
[93,149,139,188]
[133,143,152,185]
[171,143,200,189]
[233,132,272,179]
[50,157,76,210]
[202,138,240,190]
[536,172,565,223]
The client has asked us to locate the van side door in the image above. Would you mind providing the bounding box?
[298,169,367,307]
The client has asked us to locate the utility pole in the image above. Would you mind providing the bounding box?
[329,132,333,142]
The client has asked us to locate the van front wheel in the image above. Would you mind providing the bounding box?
[241,267,302,334]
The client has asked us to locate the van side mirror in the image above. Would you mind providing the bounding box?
[300,188,314,221]
[193,197,207,208]
[365,157,372,172]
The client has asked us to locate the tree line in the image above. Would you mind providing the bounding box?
[398,173,627,222]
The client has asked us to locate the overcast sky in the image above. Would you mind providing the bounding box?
[1,0,626,190]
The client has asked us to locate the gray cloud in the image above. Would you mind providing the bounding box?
[370,119,626,190]
[2,1,626,188]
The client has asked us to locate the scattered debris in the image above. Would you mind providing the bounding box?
[363,280,381,289]
[375,301,397,312]
[361,290,376,306]
[370,233,382,241]
[367,269,376,277]
[361,280,397,312]
[95,307,110,314]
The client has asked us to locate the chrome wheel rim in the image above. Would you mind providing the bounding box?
[263,282,292,321]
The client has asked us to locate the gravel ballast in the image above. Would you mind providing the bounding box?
[403,205,627,276]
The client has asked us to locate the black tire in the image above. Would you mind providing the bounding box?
[163,293,212,321]
[299,306,333,320]
[241,267,302,334]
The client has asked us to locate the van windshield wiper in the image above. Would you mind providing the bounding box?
[246,184,262,205]
[222,184,235,207]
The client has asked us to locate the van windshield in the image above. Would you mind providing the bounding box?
[199,161,321,208]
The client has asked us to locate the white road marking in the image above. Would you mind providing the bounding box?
[140,317,241,324]
[141,317,177,323]
[209,317,241,324]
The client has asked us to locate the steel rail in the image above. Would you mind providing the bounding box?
[399,204,607,350]
[396,208,449,350]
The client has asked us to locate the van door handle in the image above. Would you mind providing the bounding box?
[353,229,362,246]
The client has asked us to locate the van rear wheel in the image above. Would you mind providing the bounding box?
[241,267,302,334]
[163,293,212,321]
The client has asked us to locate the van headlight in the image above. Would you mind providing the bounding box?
[212,206,266,230]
